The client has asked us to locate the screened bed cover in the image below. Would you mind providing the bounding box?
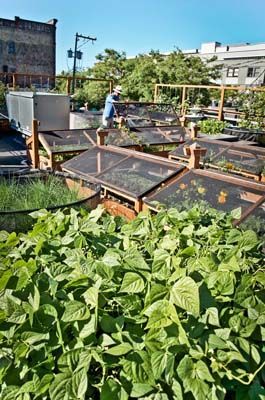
[113,102,178,125]
[239,198,265,240]
[144,169,265,215]
[39,129,96,153]
[169,138,265,175]
[62,146,184,198]
[105,125,187,147]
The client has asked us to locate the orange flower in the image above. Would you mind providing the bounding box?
[218,195,227,204]
[220,190,228,197]
[179,183,187,190]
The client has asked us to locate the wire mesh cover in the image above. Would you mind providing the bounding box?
[105,130,137,147]
[224,127,262,142]
[62,147,128,177]
[114,102,154,128]
[96,156,183,197]
[212,147,265,175]
[39,129,96,153]
[169,139,265,175]
[144,170,265,214]
[114,103,152,120]
[105,126,186,146]
[132,126,187,144]
[239,200,265,241]
[62,147,184,198]
[169,139,231,161]
[127,118,154,128]
[147,104,179,123]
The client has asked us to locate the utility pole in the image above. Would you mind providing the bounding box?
[69,33,97,94]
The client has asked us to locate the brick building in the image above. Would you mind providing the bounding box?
[0,16,57,87]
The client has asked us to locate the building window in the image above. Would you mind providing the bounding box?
[8,41,15,54]
[227,67,239,77]
[247,67,260,77]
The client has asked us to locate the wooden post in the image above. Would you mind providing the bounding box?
[67,77,71,95]
[218,87,225,121]
[187,143,207,169]
[179,116,186,127]
[31,119,39,169]
[96,128,109,146]
[181,86,187,116]
[154,84,158,103]
[190,122,198,139]
[12,74,16,89]
[135,199,142,213]
[109,80,113,93]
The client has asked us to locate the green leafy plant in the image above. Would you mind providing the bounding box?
[0,175,81,211]
[237,91,265,132]
[198,119,228,135]
[0,205,264,399]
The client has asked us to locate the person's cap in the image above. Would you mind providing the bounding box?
[113,85,122,94]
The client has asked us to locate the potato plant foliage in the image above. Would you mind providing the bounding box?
[0,206,264,400]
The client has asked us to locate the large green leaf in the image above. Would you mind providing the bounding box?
[101,378,128,400]
[123,248,150,271]
[49,372,71,400]
[151,351,169,379]
[130,383,154,398]
[120,272,145,293]
[82,287,98,308]
[170,277,200,316]
[61,301,90,322]
[69,368,88,399]
[105,343,132,356]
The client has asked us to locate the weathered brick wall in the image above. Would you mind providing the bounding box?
[0,17,56,76]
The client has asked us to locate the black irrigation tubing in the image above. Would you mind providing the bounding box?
[0,170,101,215]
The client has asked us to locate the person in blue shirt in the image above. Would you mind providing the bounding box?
[102,85,122,128]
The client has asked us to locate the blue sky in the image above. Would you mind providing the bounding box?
[1,0,265,73]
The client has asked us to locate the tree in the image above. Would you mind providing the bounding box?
[72,48,222,109]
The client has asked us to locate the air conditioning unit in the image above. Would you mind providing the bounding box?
[6,91,70,135]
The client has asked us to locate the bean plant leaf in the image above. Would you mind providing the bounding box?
[120,272,145,293]
[130,383,154,398]
[49,372,71,400]
[105,343,132,356]
[170,277,200,316]
[61,301,90,322]
[151,351,173,379]
[101,378,129,400]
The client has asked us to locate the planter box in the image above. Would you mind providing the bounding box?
[199,132,238,142]
[224,127,265,142]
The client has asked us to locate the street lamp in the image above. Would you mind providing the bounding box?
[67,33,97,94]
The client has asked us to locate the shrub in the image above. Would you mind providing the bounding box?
[198,119,228,135]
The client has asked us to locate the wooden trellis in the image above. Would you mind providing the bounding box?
[154,84,265,121]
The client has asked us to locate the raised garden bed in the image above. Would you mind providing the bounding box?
[38,128,96,169]
[224,126,265,143]
[143,168,265,221]
[169,138,265,180]
[62,146,185,212]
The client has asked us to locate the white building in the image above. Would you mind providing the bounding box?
[181,41,265,86]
